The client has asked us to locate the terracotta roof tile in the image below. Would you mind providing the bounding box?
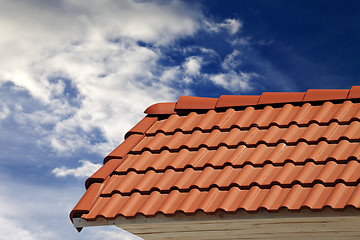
[70,182,103,221]
[144,102,176,115]
[100,161,360,195]
[303,89,349,102]
[71,87,360,225]
[85,158,123,189]
[348,86,360,99]
[104,134,144,162]
[175,96,218,110]
[124,116,158,139]
[80,184,360,219]
[216,95,260,108]
[258,92,305,105]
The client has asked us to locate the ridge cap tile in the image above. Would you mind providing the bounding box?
[216,95,260,108]
[175,96,218,110]
[348,86,360,99]
[144,102,176,115]
[258,92,305,105]
[303,89,349,102]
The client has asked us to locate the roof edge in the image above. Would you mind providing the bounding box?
[125,116,158,139]
[104,134,144,163]
[85,158,123,189]
[72,207,360,228]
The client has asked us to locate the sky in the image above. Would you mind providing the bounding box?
[0,0,359,239]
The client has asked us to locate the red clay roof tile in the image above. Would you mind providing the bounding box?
[348,86,360,99]
[144,102,176,115]
[71,86,360,226]
[175,96,218,110]
[85,158,123,189]
[124,116,158,139]
[303,89,349,102]
[258,92,305,105]
[104,134,144,163]
[80,184,360,219]
[70,182,103,221]
[216,95,260,108]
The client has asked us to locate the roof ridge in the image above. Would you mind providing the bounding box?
[144,86,360,115]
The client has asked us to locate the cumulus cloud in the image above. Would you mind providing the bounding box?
[0,0,253,158]
[52,160,102,178]
[183,56,202,76]
[0,0,204,155]
[206,49,259,93]
[209,72,259,92]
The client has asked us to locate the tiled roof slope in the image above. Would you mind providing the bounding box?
[71,86,360,225]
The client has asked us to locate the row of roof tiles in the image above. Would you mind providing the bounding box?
[102,161,360,195]
[146,101,360,135]
[145,86,360,114]
[87,140,360,188]
[132,121,360,153]
[80,183,360,220]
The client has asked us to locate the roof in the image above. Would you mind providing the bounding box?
[70,86,360,229]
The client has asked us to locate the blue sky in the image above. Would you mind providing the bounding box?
[0,0,359,239]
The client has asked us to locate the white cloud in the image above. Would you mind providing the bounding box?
[0,0,204,155]
[0,172,140,240]
[183,56,202,76]
[223,19,243,34]
[52,160,102,178]
[205,18,243,35]
[0,1,261,159]
[0,217,38,240]
[221,50,242,71]
[230,36,252,46]
[0,104,10,120]
[0,0,250,159]
[0,175,72,240]
[209,71,259,92]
